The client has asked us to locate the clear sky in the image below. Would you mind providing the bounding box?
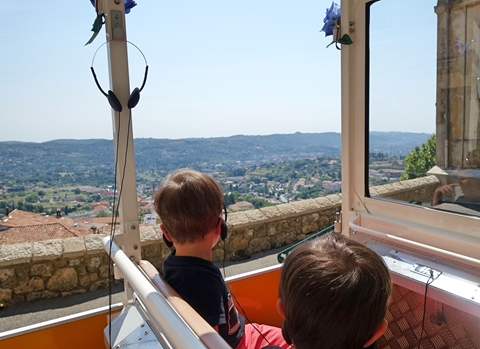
[0,1,436,142]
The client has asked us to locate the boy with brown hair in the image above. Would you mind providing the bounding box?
[154,168,288,349]
[268,233,391,349]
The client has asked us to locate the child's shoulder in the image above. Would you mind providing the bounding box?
[164,254,223,280]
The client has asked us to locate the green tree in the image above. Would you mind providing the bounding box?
[74,188,81,194]
[224,193,235,206]
[25,194,39,203]
[401,134,436,180]
[96,210,108,217]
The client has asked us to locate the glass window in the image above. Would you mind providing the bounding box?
[368,0,480,218]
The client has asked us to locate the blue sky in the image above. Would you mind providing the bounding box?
[0,1,436,142]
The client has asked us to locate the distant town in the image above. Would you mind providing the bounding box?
[0,152,404,238]
[0,132,425,244]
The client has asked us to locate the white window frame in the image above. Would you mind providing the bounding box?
[340,0,480,264]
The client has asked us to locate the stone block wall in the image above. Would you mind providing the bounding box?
[0,177,439,307]
[0,228,169,307]
[369,175,439,204]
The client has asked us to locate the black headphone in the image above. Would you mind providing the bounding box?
[162,203,228,249]
[90,41,148,112]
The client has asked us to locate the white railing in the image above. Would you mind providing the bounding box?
[350,217,480,268]
[103,236,210,349]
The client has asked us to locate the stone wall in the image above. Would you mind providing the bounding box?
[435,0,480,169]
[0,177,439,307]
[369,175,439,204]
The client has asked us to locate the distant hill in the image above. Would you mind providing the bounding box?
[0,132,430,182]
[369,131,432,155]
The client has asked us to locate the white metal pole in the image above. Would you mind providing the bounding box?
[103,0,141,262]
[103,237,210,349]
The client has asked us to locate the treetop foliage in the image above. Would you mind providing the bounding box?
[401,134,436,180]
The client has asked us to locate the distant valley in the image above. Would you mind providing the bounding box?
[0,131,430,216]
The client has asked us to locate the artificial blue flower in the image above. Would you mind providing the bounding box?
[321,2,341,37]
[89,0,137,14]
[124,0,137,14]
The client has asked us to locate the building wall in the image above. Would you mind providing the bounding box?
[435,0,480,168]
[0,177,440,307]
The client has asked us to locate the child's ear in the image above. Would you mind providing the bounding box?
[160,223,167,234]
[363,319,388,348]
[276,298,285,319]
[212,218,223,236]
[160,224,173,241]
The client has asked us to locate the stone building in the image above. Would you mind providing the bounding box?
[435,0,480,170]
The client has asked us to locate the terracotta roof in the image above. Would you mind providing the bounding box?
[1,209,74,228]
[91,202,109,209]
[0,210,92,244]
[0,223,86,245]
[227,201,255,211]
[92,205,109,211]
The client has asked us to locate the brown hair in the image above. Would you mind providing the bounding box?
[279,233,391,349]
[153,169,223,244]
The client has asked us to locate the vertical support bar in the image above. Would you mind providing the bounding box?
[341,0,368,236]
[103,0,141,263]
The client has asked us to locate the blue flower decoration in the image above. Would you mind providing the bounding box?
[89,0,137,14]
[321,2,341,37]
[124,0,137,14]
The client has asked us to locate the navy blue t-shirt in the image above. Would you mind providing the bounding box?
[163,252,245,348]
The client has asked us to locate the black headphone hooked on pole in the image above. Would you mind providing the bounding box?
[90,40,148,112]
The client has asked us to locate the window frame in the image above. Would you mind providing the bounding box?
[340,0,480,264]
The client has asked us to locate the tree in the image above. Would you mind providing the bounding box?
[25,194,39,203]
[74,188,81,195]
[138,209,145,223]
[224,193,235,206]
[401,134,436,180]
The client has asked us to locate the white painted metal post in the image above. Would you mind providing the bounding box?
[341,0,368,236]
[102,0,141,263]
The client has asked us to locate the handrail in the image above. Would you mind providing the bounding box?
[276,225,334,263]
[102,237,208,349]
[349,217,480,268]
[139,260,231,349]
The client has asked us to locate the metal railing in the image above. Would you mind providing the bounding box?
[276,225,334,263]
[103,236,219,349]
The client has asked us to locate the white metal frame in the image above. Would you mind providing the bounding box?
[103,237,211,349]
[102,0,142,263]
[340,0,480,263]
